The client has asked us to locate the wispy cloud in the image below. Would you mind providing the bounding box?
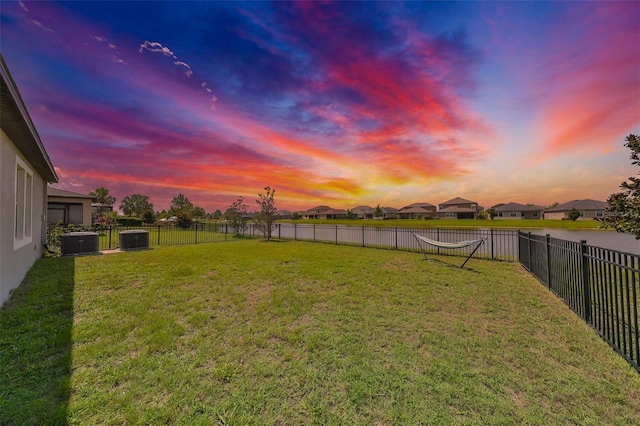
[30,19,56,34]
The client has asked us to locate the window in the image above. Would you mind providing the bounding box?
[445,212,455,218]
[48,203,84,225]
[14,156,34,250]
[510,212,517,217]
[596,210,604,218]
[533,212,539,217]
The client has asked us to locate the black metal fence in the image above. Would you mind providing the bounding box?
[47,222,228,252]
[47,222,519,260]
[519,231,640,372]
[237,223,518,260]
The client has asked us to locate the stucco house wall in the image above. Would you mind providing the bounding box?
[1,55,58,306]
[1,131,50,305]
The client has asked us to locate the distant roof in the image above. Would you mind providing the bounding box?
[440,197,476,206]
[399,202,435,211]
[381,207,398,213]
[438,205,477,213]
[48,187,94,199]
[308,205,331,212]
[351,205,374,213]
[1,54,57,183]
[546,199,607,212]
[495,202,545,212]
[400,206,436,214]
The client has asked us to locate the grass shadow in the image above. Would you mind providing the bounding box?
[0,256,75,425]
[421,257,482,273]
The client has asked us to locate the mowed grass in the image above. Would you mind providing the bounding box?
[2,240,639,425]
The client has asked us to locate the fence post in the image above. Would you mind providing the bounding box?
[195,223,198,244]
[157,225,161,246]
[546,234,552,289]
[580,240,592,323]
[362,226,365,247]
[395,227,398,250]
[109,225,112,249]
[313,224,316,242]
[225,223,227,241]
[294,223,297,240]
[437,228,440,255]
[335,225,338,245]
[527,232,532,271]
[490,228,494,260]
[278,223,281,239]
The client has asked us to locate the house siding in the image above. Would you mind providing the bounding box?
[1,130,47,305]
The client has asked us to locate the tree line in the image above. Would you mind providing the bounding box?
[90,186,279,240]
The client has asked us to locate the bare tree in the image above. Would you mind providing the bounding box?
[225,196,248,235]
[254,186,278,240]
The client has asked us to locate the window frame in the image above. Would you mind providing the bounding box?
[14,156,34,250]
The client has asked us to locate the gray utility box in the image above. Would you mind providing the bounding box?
[61,232,99,256]
[119,230,150,250]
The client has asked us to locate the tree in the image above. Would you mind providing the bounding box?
[225,196,248,235]
[176,213,193,229]
[169,193,194,216]
[213,209,223,220]
[89,187,116,206]
[119,194,153,217]
[600,134,640,239]
[345,208,354,220]
[292,212,300,220]
[254,186,278,240]
[486,207,497,220]
[254,186,278,241]
[476,210,489,220]
[374,204,383,218]
[192,206,206,222]
[142,210,155,224]
[567,208,581,221]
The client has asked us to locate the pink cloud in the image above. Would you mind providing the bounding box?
[532,3,640,158]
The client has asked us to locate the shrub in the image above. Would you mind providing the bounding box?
[116,217,143,226]
[176,213,193,229]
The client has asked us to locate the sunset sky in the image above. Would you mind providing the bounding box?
[2,1,639,212]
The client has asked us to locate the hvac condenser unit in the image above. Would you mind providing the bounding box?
[61,232,99,256]
[119,230,150,250]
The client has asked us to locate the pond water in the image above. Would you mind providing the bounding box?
[525,229,639,255]
[269,223,639,258]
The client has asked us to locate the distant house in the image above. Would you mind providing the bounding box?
[493,202,545,220]
[47,187,94,226]
[277,209,293,219]
[544,199,607,220]
[398,202,436,219]
[92,203,113,215]
[351,205,374,219]
[381,207,400,219]
[437,197,480,219]
[305,205,346,219]
[1,55,58,306]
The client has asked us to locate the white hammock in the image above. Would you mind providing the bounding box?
[412,233,487,267]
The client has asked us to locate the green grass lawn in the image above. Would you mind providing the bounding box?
[279,218,603,229]
[2,240,638,425]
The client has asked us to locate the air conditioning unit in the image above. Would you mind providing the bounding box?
[119,230,150,250]
[61,232,99,256]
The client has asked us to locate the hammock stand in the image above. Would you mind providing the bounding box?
[412,233,487,268]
